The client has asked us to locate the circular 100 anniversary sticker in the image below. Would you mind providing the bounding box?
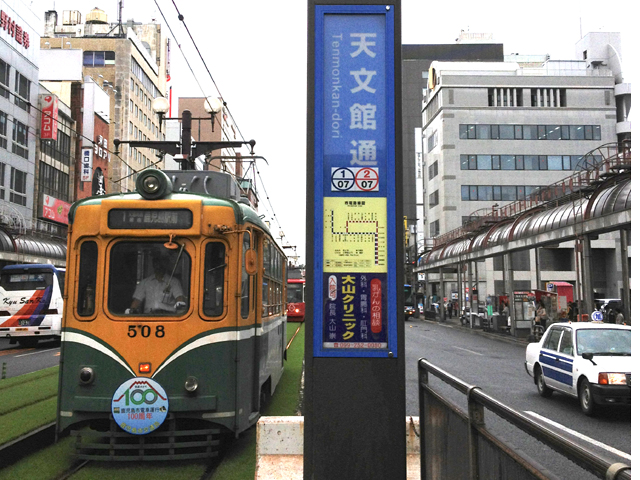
[112,377,169,435]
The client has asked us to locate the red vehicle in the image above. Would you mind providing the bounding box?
[286,278,305,322]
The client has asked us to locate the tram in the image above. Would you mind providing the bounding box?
[286,277,305,322]
[56,169,287,460]
[0,264,65,347]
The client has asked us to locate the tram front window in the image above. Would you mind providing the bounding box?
[108,242,191,316]
[287,283,303,304]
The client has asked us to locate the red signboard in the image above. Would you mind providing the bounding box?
[41,95,59,140]
[42,194,70,225]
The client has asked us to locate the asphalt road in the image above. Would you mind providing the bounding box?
[404,315,631,480]
[0,337,61,379]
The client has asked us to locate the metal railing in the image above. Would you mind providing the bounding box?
[418,359,631,480]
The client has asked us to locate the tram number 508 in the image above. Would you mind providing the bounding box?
[128,325,165,338]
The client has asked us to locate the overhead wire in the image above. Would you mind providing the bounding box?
[161,0,294,252]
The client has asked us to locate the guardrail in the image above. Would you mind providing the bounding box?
[418,359,631,480]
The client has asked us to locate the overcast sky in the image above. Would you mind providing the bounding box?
[30,0,633,263]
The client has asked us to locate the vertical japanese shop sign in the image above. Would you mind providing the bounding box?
[81,148,93,182]
[314,6,396,358]
[40,94,58,141]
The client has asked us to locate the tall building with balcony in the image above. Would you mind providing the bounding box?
[419,32,629,305]
[41,7,168,193]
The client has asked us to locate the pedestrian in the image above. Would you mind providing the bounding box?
[535,303,548,330]
[566,303,574,322]
[447,301,453,319]
[615,309,625,324]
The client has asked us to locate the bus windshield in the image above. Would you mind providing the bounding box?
[1,271,54,291]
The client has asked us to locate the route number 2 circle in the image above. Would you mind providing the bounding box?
[331,168,355,191]
[355,168,379,191]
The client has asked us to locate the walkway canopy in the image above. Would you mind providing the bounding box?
[416,175,630,272]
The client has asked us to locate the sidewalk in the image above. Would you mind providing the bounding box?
[413,312,530,346]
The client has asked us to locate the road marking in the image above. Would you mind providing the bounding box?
[525,411,631,460]
[452,346,484,356]
[0,348,34,357]
[14,348,59,358]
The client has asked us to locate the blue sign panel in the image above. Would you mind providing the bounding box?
[313,5,396,358]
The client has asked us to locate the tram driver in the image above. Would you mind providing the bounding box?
[125,254,186,314]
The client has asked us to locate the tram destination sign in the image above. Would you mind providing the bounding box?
[108,209,193,229]
[313,5,397,358]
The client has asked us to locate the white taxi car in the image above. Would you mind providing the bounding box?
[525,322,631,415]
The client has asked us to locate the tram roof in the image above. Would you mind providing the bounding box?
[68,192,273,240]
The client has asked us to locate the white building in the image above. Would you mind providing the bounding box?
[420,32,629,305]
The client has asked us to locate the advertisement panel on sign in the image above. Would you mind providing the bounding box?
[313,6,397,358]
[42,195,70,224]
[40,94,59,140]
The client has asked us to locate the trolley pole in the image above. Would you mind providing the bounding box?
[305,1,406,479]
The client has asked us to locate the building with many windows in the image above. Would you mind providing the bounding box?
[42,6,168,193]
[419,32,629,306]
[0,0,70,266]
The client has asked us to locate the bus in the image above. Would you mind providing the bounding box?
[286,278,305,322]
[0,264,65,347]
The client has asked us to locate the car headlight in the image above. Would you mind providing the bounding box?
[598,373,628,385]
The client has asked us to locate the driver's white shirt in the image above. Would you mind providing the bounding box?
[132,274,184,313]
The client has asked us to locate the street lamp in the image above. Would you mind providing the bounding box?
[151,96,170,132]
[204,96,223,132]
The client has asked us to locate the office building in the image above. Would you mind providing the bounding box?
[419,32,629,304]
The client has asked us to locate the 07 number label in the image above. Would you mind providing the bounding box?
[128,325,165,338]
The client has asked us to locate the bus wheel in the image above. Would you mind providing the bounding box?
[18,338,38,348]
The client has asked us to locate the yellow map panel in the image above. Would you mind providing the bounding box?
[323,197,387,273]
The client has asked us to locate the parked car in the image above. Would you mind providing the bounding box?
[525,322,631,415]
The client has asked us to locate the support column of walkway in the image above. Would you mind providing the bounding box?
[619,229,630,323]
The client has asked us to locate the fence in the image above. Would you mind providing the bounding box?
[418,359,631,480]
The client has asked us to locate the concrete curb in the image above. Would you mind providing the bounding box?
[255,416,421,479]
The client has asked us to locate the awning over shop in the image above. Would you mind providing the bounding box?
[0,228,67,267]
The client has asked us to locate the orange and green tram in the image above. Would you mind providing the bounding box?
[56,170,287,460]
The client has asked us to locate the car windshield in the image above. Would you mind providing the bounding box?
[576,328,631,356]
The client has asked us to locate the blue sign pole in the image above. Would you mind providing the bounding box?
[305,1,405,478]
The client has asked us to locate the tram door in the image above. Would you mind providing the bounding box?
[239,231,259,415]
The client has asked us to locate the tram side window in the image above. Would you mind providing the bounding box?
[77,242,98,317]
[204,242,226,317]
[262,239,285,317]
[241,233,250,318]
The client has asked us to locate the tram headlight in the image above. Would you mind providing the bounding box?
[79,367,95,385]
[136,170,173,200]
[184,376,199,393]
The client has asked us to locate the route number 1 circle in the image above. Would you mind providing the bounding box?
[355,168,379,191]
[331,168,355,191]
